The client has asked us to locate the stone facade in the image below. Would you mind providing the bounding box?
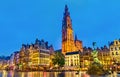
[109,40,120,63]
[65,51,80,70]
[62,5,83,55]
[18,38,54,70]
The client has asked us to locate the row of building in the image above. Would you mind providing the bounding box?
[64,40,120,70]
[0,39,54,71]
[1,5,120,71]
[1,39,120,71]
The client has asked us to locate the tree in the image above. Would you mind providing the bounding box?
[87,63,104,75]
[52,52,65,68]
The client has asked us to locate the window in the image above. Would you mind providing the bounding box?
[111,48,113,51]
[116,52,118,55]
[106,53,108,56]
[116,41,118,45]
[119,47,120,50]
[112,52,114,55]
[86,53,88,55]
[115,47,117,51]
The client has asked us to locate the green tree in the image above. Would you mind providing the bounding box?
[52,52,65,68]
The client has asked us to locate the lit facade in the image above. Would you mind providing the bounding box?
[80,47,92,70]
[65,51,80,70]
[0,57,10,70]
[9,53,16,70]
[19,38,54,70]
[62,5,83,55]
[30,49,39,66]
[97,46,112,70]
[30,49,50,67]
[75,35,83,52]
[14,51,20,69]
[79,46,112,70]
[64,46,112,70]
[19,44,26,70]
[109,40,120,63]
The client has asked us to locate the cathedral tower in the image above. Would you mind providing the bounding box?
[62,5,77,55]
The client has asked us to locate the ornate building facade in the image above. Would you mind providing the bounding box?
[109,40,120,63]
[19,38,54,70]
[80,46,112,70]
[62,5,83,55]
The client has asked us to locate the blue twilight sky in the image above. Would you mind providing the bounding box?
[0,0,120,56]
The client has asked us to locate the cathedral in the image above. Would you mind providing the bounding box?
[62,5,83,55]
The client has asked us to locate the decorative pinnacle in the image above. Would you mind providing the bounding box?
[64,4,70,16]
[65,5,68,11]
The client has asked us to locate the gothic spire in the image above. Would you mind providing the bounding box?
[64,4,70,16]
[62,5,72,30]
